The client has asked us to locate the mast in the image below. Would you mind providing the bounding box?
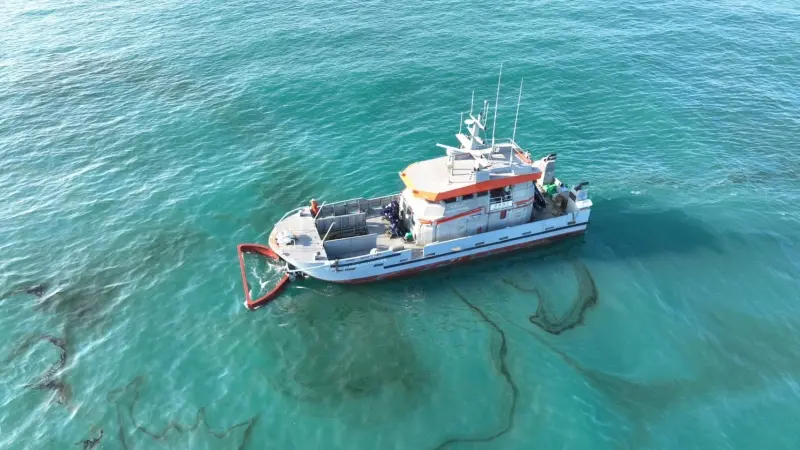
[491,62,503,148]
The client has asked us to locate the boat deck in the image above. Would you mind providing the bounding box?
[269,207,421,263]
[533,194,562,221]
[269,209,326,264]
[366,215,420,250]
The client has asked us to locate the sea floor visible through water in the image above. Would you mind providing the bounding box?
[1,0,799,449]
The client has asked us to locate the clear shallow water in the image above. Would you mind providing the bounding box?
[1,0,799,448]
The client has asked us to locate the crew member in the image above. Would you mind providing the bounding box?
[310,198,319,216]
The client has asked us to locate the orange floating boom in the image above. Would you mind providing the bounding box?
[236,243,291,310]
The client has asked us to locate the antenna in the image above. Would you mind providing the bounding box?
[511,77,524,153]
[491,62,503,148]
[469,90,474,116]
[508,78,525,170]
[459,111,463,135]
[481,99,489,138]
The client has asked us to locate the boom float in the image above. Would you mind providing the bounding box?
[236,244,292,310]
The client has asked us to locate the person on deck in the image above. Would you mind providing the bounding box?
[309,198,319,216]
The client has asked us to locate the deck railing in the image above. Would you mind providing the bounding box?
[488,194,513,211]
[315,194,400,219]
[315,212,368,240]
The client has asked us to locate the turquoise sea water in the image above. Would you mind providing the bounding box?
[1,0,799,448]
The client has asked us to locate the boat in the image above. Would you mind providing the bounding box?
[237,71,592,309]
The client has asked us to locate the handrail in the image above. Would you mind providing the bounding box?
[321,196,363,209]
[322,222,336,242]
[278,206,305,223]
[321,193,398,210]
[489,195,512,204]
[281,194,400,224]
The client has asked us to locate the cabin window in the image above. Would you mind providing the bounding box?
[443,198,457,204]
[462,194,474,200]
[476,191,488,197]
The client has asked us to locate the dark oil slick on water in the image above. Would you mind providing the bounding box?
[257,292,434,425]
[5,333,71,406]
[75,428,103,450]
[107,377,257,450]
[434,285,520,450]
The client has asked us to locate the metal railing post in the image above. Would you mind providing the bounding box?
[322,222,336,242]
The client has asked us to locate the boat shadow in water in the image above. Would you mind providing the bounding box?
[584,196,725,260]
[514,307,800,448]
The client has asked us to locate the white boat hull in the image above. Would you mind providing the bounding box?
[275,213,588,284]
